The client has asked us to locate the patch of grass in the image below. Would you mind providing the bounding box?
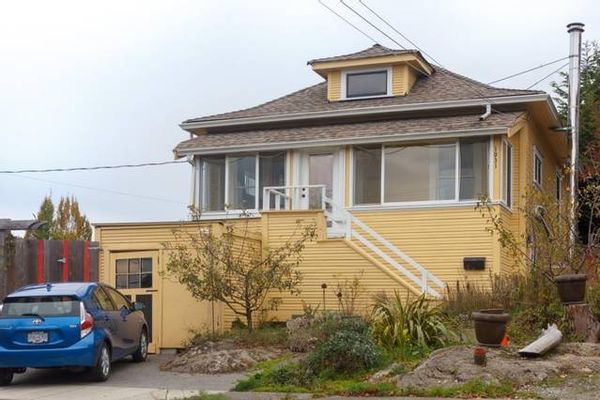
[324,380,398,396]
[187,325,288,349]
[183,393,230,400]
[398,379,516,398]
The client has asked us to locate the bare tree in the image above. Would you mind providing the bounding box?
[163,212,316,331]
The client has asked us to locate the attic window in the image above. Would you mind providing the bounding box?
[342,68,391,99]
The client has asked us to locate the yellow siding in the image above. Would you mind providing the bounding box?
[327,71,341,101]
[95,219,261,348]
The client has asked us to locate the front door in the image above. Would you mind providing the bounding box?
[109,251,160,353]
[299,148,344,209]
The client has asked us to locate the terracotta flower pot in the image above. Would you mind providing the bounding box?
[471,309,510,347]
[555,274,587,304]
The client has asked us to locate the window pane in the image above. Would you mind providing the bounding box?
[353,146,381,205]
[129,258,140,273]
[116,275,128,289]
[259,152,285,209]
[141,258,152,273]
[459,139,488,200]
[128,274,141,289]
[384,143,456,202]
[141,273,153,288]
[202,156,225,211]
[116,259,128,274]
[346,71,387,98]
[228,155,256,210]
[309,153,333,209]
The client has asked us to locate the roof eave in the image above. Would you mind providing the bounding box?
[180,93,554,133]
[175,126,510,156]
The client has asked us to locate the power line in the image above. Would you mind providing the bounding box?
[357,0,440,65]
[4,173,188,205]
[339,0,406,49]
[318,0,378,44]
[526,62,569,89]
[0,160,187,174]
[487,56,570,85]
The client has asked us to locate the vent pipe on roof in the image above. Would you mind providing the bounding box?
[479,104,492,120]
[567,22,584,248]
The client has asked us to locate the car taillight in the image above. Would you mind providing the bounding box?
[79,302,93,338]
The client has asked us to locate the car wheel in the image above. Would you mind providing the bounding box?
[90,343,111,382]
[0,369,14,386]
[132,329,148,362]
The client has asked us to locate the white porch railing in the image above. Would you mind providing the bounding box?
[262,185,327,211]
[262,185,446,297]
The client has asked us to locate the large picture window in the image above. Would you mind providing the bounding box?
[384,143,456,202]
[200,152,285,212]
[352,138,489,205]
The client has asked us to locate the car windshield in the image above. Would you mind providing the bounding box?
[0,296,79,318]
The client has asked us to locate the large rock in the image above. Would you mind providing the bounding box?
[160,339,286,374]
[396,343,600,389]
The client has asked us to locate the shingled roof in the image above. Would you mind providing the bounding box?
[175,112,524,155]
[307,44,420,64]
[182,67,542,125]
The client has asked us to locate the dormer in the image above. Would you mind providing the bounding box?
[308,44,433,102]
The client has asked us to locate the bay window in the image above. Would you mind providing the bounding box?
[199,152,285,212]
[353,138,489,206]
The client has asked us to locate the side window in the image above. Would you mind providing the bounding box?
[105,287,130,311]
[533,147,543,187]
[92,288,116,311]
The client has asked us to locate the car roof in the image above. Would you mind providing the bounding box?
[5,282,98,299]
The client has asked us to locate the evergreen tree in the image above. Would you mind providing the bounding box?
[25,195,54,239]
[551,40,600,175]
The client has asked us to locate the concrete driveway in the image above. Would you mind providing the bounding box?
[0,354,244,400]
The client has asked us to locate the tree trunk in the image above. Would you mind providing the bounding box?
[246,310,253,333]
[567,303,600,343]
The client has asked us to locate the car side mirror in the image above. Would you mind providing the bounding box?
[131,302,145,312]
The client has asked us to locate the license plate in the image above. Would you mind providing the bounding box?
[27,331,48,344]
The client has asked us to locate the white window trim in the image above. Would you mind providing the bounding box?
[555,168,562,202]
[533,146,543,188]
[341,66,393,101]
[351,138,492,207]
[501,138,513,210]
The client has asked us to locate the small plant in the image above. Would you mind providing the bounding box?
[334,271,365,316]
[372,292,458,357]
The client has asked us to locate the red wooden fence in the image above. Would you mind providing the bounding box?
[1,237,99,299]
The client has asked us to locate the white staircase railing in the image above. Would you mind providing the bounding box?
[262,185,446,297]
[323,197,445,298]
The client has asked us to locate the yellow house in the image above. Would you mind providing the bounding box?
[94,45,569,352]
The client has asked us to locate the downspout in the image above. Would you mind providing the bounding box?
[479,103,492,121]
[567,22,584,248]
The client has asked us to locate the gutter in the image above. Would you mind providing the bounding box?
[175,126,509,156]
[180,93,556,132]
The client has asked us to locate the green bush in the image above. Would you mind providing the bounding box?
[372,292,458,356]
[306,329,380,374]
[312,312,370,341]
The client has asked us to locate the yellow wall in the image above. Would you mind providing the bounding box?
[327,71,341,101]
[95,219,261,348]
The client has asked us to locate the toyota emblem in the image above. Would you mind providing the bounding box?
[32,318,43,325]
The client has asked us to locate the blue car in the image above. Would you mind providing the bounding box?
[0,282,148,385]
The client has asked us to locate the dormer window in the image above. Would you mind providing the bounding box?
[342,67,391,99]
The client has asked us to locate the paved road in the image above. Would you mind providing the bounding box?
[0,354,244,400]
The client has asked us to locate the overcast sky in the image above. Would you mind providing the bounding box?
[1,0,598,226]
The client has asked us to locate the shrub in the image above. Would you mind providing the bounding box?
[372,292,458,356]
[311,312,370,342]
[286,316,316,352]
[306,329,380,374]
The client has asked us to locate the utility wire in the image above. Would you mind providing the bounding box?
[339,0,406,49]
[4,173,187,205]
[357,0,439,65]
[318,0,378,43]
[487,56,570,85]
[0,160,187,174]
[526,62,569,90]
